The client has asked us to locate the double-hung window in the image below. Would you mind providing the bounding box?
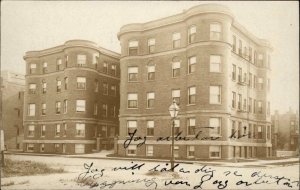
[172,89,180,105]
[56,101,61,114]
[210,86,221,104]
[172,33,181,48]
[188,87,196,104]
[172,62,180,77]
[147,121,154,136]
[209,118,221,136]
[148,38,155,53]
[147,92,155,108]
[76,123,85,137]
[127,120,137,134]
[187,118,196,135]
[30,63,36,74]
[188,56,196,74]
[76,100,86,112]
[77,77,86,89]
[77,55,86,66]
[29,84,36,94]
[128,93,138,108]
[147,65,155,80]
[28,104,35,116]
[188,26,196,43]
[128,41,138,56]
[210,55,221,72]
[210,23,221,40]
[128,67,138,82]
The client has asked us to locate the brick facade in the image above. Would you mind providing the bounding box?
[117,4,272,159]
[23,40,120,154]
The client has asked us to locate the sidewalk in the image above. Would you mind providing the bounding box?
[5,150,299,168]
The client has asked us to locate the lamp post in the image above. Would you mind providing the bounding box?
[168,100,179,171]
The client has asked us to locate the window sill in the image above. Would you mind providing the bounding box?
[127,108,138,109]
[187,104,196,106]
[128,81,139,83]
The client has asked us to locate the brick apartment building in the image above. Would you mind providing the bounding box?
[116,4,272,159]
[1,71,25,150]
[272,109,299,153]
[23,40,120,154]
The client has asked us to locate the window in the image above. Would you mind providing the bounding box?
[64,77,68,90]
[232,92,236,108]
[232,64,236,80]
[28,125,35,137]
[65,55,68,67]
[253,99,256,113]
[248,98,252,113]
[248,124,252,138]
[174,119,180,135]
[172,62,180,77]
[210,146,221,158]
[43,62,47,73]
[41,125,46,137]
[147,121,154,136]
[188,56,196,74]
[232,35,236,52]
[238,94,242,110]
[28,104,35,116]
[147,92,155,108]
[27,144,34,152]
[267,78,270,91]
[249,73,252,87]
[243,99,247,111]
[172,89,180,105]
[238,67,242,82]
[188,26,196,43]
[174,146,179,158]
[238,40,242,56]
[63,100,67,114]
[188,86,196,104]
[257,126,263,139]
[42,81,47,94]
[148,38,155,53]
[253,75,257,88]
[75,144,85,154]
[238,122,243,137]
[93,53,99,65]
[210,23,221,40]
[243,73,247,84]
[258,101,263,113]
[77,77,86,89]
[267,101,270,115]
[29,84,36,94]
[209,118,221,135]
[172,33,181,48]
[147,65,155,80]
[128,67,138,81]
[76,123,85,137]
[128,93,138,108]
[187,146,195,158]
[54,144,60,152]
[101,125,107,138]
[102,63,108,73]
[210,55,221,72]
[111,85,117,96]
[57,80,61,92]
[110,106,116,117]
[128,40,138,56]
[146,145,154,156]
[258,78,264,90]
[55,124,61,137]
[102,104,107,117]
[77,55,86,66]
[258,53,263,67]
[103,83,108,95]
[210,86,221,104]
[94,79,99,92]
[127,145,137,156]
[111,64,117,76]
[40,144,45,152]
[63,123,67,137]
[127,121,137,134]
[187,118,196,135]
[267,125,271,139]
[30,63,36,74]
[249,47,253,62]
[76,100,86,112]
[55,101,61,114]
[56,59,62,70]
[42,103,46,115]
[231,121,236,137]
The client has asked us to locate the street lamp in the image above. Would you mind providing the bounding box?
[168,99,179,171]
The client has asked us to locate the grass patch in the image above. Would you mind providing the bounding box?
[3,158,64,177]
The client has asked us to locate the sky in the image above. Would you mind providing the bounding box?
[1,1,299,114]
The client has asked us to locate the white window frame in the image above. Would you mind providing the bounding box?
[210,86,221,104]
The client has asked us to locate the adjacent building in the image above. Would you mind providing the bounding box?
[272,109,299,153]
[117,4,272,159]
[23,40,120,154]
[1,71,25,150]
